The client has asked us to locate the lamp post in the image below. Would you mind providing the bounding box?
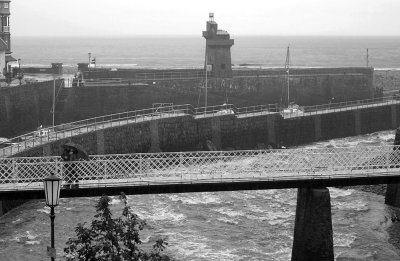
[43,174,62,261]
[17,58,22,85]
[88,52,91,78]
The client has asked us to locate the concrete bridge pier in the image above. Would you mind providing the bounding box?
[292,187,334,261]
[385,127,400,207]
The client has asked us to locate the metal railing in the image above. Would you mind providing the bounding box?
[0,145,399,191]
[0,102,279,157]
[85,70,207,83]
[280,95,400,118]
[0,95,397,157]
[194,103,279,117]
[0,104,195,157]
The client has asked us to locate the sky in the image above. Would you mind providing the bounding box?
[11,0,400,37]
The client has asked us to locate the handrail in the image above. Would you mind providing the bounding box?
[85,70,206,83]
[280,95,400,118]
[1,145,399,190]
[0,94,398,157]
[0,104,195,157]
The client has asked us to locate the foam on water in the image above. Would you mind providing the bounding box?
[167,193,222,205]
[137,206,186,223]
[334,232,357,247]
[329,187,355,199]
[333,199,369,212]
[214,207,245,218]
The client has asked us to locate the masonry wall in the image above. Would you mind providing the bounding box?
[82,67,374,105]
[0,79,63,137]
[13,102,400,159]
[0,68,374,137]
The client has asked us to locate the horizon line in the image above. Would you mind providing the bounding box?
[11,34,400,38]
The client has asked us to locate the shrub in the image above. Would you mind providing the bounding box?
[64,193,169,261]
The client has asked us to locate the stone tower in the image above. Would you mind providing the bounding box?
[0,1,11,58]
[202,13,234,78]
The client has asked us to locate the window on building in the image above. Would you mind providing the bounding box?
[4,3,9,8]
[221,64,226,69]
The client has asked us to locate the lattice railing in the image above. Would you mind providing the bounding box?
[1,146,400,191]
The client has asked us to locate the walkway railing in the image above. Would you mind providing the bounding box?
[0,95,397,157]
[85,70,207,83]
[280,95,400,118]
[0,104,194,157]
[0,102,279,157]
[0,145,399,191]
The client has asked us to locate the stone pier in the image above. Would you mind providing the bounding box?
[385,127,400,207]
[292,187,334,261]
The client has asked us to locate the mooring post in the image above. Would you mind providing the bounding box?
[385,127,400,207]
[291,187,334,261]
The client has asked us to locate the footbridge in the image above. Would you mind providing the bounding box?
[1,145,400,200]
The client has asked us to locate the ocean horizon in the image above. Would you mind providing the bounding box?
[12,35,400,70]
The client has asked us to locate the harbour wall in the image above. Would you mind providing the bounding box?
[0,67,374,137]
[0,79,64,137]
[13,102,399,158]
[57,68,374,124]
[83,67,374,106]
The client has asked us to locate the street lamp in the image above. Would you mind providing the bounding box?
[88,52,91,68]
[17,58,23,85]
[43,174,62,261]
[88,52,91,78]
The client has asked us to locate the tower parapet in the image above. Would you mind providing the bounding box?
[202,13,234,78]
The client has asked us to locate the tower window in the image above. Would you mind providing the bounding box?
[4,3,8,8]
[221,64,226,69]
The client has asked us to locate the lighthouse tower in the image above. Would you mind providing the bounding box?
[202,13,234,78]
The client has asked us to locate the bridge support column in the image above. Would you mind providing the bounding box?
[4,94,11,122]
[391,105,397,129]
[96,130,105,154]
[292,187,334,261]
[211,117,221,150]
[354,109,361,135]
[266,115,276,145]
[149,121,161,153]
[43,144,51,156]
[385,127,400,207]
[314,115,322,141]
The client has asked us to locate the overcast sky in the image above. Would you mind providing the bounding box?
[11,0,400,37]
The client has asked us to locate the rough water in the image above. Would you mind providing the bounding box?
[0,130,400,260]
[12,36,400,69]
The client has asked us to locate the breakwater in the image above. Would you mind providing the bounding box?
[0,79,64,137]
[0,67,374,137]
[83,67,374,106]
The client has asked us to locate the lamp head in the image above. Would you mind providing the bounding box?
[43,174,61,207]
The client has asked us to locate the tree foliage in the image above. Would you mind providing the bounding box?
[64,193,169,261]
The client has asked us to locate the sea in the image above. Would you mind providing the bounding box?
[11,36,400,70]
[1,36,400,260]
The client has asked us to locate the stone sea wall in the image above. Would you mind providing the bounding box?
[0,79,63,137]
[13,101,399,158]
[0,68,374,138]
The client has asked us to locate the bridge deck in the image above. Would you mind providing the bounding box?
[1,146,400,199]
